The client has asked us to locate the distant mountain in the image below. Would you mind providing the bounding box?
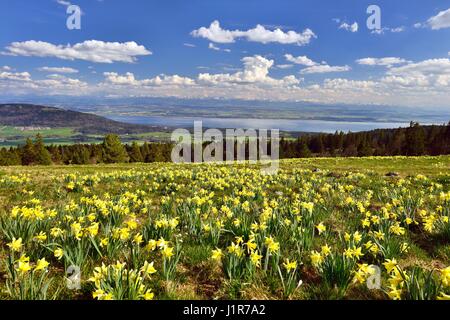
[0,104,162,134]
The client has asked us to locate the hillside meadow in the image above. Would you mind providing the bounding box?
[0,156,449,300]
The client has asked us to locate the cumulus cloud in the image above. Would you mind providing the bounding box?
[40,74,88,87]
[197,55,300,87]
[285,54,316,66]
[2,55,450,108]
[300,64,350,74]
[323,78,376,90]
[285,54,349,74]
[0,68,90,97]
[339,22,359,33]
[103,72,195,86]
[4,40,152,63]
[383,58,450,87]
[387,59,450,76]
[0,71,31,81]
[191,20,316,45]
[37,66,79,73]
[427,8,450,30]
[356,57,409,67]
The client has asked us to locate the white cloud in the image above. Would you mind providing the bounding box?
[356,57,408,67]
[1,65,12,71]
[37,66,79,73]
[55,0,84,15]
[191,20,316,45]
[388,59,450,76]
[285,54,316,66]
[339,22,359,33]
[197,55,300,87]
[208,43,220,51]
[371,26,406,34]
[323,78,376,90]
[427,8,450,30]
[2,57,450,108]
[183,43,196,48]
[4,40,152,63]
[40,74,88,87]
[208,43,231,52]
[285,54,350,74]
[0,71,31,81]
[300,64,350,74]
[382,59,450,88]
[56,0,71,6]
[103,72,195,86]
[276,64,294,69]
[390,26,405,33]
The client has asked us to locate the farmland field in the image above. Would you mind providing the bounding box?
[0,125,174,147]
[1,156,450,300]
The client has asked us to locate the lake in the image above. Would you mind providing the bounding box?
[107,115,435,133]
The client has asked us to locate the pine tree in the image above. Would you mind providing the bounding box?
[405,122,425,156]
[101,134,129,163]
[71,145,90,164]
[141,142,150,162]
[310,135,324,154]
[21,138,36,165]
[129,141,144,162]
[298,142,312,158]
[34,134,52,165]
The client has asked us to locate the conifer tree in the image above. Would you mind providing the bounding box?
[129,141,144,162]
[34,134,52,165]
[101,134,129,163]
[21,138,36,165]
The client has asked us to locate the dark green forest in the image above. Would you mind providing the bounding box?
[0,122,449,166]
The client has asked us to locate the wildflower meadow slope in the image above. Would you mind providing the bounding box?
[1,156,450,300]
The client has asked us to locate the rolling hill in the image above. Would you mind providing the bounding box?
[0,104,162,134]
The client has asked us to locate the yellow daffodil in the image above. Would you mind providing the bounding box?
[321,244,331,256]
[441,266,450,287]
[383,258,398,274]
[316,222,326,235]
[143,289,154,300]
[16,261,32,273]
[54,248,64,260]
[140,261,157,276]
[211,248,223,261]
[162,246,174,259]
[310,250,323,267]
[283,259,297,272]
[34,258,49,271]
[250,251,263,268]
[7,237,23,252]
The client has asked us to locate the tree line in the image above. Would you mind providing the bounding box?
[0,122,449,166]
[0,134,172,166]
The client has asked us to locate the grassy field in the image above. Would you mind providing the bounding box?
[0,156,449,300]
[0,126,75,137]
[0,126,174,147]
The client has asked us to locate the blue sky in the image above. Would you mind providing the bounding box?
[1,0,450,107]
